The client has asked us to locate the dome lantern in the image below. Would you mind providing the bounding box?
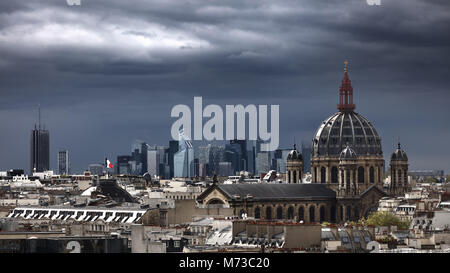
[337,59,356,112]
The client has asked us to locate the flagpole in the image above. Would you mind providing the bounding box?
[105,157,109,179]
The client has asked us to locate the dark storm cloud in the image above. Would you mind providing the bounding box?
[0,0,449,172]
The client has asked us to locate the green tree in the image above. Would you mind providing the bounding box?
[361,211,410,230]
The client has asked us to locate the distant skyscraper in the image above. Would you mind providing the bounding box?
[174,129,194,177]
[117,155,132,174]
[89,164,104,176]
[130,140,147,175]
[273,149,290,173]
[218,162,233,176]
[301,141,312,173]
[208,145,225,175]
[256,152,271,176]
[30,107,50,174]
[147,148,159,176]
[230,139,247,171]
[246,140,256,175]
[168,140,179,178]
[57,150,70,175]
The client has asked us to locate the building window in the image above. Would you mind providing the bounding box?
[309,206,315,222]
[358,167,364,184]
[370,167,375,183]
[287,207,294,220]
[320,206,326,222]
[254,207,261,219]
[287,171,291,183]
[330,206,336,223]
[293,171,297,184]
[321,167,326,183]
[331,167,338,183]
[266,207,272,220]
[276,207,283,219]
[346,206,352,221]
[298,206,304,221]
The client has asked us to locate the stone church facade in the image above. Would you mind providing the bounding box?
[197,61,409,223]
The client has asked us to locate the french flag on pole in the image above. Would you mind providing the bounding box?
[105,158,114,169]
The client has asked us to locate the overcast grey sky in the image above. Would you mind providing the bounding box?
[0,0,449,173]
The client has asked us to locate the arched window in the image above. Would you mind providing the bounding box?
[207,198,225,205]
[287,171,291,183]
[354,208,359,220]
[293,171,297,184]
[314,167,317,183]
[320,206,326,222]
[287,207,294,219]
[398,169,402,186]
[330,206,336,223]
[370,167,375,183]
[254,207,261,219]
[331,166,338,183]
[321,167,326,183]
[340,206,344,221]
[298,206,305,221]
[309,206,315,222]
[266,206,272,220]
[276,207,283,219]
[392,169,396,186]
[358,167,365,184]
[346,206,351,221]
[404,170,408,185]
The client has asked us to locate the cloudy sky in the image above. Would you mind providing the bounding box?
[0,0,449,173]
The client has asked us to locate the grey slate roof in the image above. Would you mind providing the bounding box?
[218,183,336,201]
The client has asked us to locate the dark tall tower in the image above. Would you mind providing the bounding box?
[168,140,179,178]
[30,106,50,174]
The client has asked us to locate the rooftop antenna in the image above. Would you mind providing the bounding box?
[38,104,41,130]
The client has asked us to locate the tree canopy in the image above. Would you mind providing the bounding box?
[359,211,410,230]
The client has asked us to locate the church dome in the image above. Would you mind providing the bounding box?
[339,145,357,161]
[312,60,382,158]
[287,144,302,161]
[391,143,408,161]
[312,111,382,157]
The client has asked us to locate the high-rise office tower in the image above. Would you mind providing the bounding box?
[168,140,179,178]
[246,140,256,175]
[57,150,70,175]
[301,141,312,173]
[174,129,194,178]
[230,139,247,171]
[256,152,271,176]
[208,145,225,175]
[117,155,132,174]
[273,149,291,173]
[130,140,147,175]
[147,148,159,176]
[30,106,50,174]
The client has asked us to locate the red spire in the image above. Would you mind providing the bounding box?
[337,60,355,112]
